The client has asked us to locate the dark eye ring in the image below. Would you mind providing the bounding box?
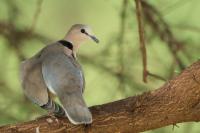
[81,29,85,33]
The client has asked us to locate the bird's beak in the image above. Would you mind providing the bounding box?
[84,32,99,43]
[90,35,99,43]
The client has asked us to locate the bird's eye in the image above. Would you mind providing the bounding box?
[80,29,85,33]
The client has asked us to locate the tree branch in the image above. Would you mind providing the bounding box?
[135,0,148,83]
[29,0,44,32]
[141,1,186,70]
[1,60,200,132]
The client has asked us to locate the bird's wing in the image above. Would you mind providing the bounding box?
[20,51,49,106]
[81,67,85,92]
[42,52,91,124]
[75,61,85,93]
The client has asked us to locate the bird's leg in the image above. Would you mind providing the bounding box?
[84,124,92,133]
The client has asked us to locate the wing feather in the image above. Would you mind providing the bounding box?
[20,52,49,106]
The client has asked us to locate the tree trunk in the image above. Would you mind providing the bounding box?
[1,61,200,133]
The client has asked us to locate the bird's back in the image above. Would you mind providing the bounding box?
[41,43,91,124]
[41,43,84,95]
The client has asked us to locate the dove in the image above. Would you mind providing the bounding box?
[20,24,99,125]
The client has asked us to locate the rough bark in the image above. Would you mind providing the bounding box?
[1,61,200,133]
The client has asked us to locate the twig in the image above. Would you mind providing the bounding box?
[6,0,19,23]
[117,0,128,92]
[29,0,44,32]
[162,0,191,15]
[141,1,186,70]
[172,24,200,33]
[147,72,166,82]
[135,0,148,83]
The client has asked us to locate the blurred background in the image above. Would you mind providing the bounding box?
[0,0,200,132]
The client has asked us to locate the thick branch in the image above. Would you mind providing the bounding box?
[1,61,200,133]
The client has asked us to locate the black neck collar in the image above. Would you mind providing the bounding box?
[58,40,73,50]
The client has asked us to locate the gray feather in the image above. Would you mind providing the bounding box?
[41,46,91,124]
[20,51,49,106]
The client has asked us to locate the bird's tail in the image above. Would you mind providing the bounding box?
[40,99,65,117]
[58,92,92,125]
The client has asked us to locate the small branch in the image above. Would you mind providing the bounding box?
[1,60,200,133]
[135,0,148,83]
[141,1,186,70]
[172,24,200,33]
[147,71,166,81]
[117,0,128,91]
[29,0,44,32]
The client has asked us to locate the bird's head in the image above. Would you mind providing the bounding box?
[64,24,99,47]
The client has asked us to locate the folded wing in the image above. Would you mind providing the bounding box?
[42,52,92,124]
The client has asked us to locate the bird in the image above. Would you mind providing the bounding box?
[20,24,99,125]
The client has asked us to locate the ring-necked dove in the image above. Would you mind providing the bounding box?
[20,24,99,125]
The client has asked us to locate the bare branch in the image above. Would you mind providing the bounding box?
[135,0,148,83]
[147,71,166,81]
[117,0,128,91]
[29,0,44,32]
[141,1,186,70]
